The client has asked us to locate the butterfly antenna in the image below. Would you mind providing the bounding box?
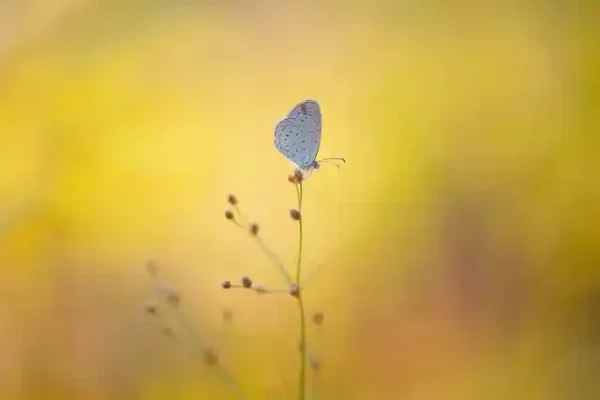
[317,158,346,169]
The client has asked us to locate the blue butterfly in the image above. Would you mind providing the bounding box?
[274,99,345,178]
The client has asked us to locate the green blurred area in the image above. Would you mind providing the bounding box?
[1,1,599,399]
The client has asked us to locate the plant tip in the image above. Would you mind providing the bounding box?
[242,276,253,288]
[289,209,301,221]
[221,280,232,289]
[203,348,219,366]
[144,303,158,316]
[312,311,324,326]
[293,169,304,183]
[289,284,300,298]
[166,291,180,309]
[227,194,238,206]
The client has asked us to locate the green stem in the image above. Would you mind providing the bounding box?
[295,182,307,400]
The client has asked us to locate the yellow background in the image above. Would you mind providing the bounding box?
[1,1,599,399]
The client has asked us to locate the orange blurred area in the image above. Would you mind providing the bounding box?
[1,1,599,399]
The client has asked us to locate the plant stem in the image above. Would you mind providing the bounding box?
[171,303,253,400]
[298,296,307,400]
[295,182,307,400]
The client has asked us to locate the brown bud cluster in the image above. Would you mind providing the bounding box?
[289,209,301,221]
[249,223,259,236]
[225,210,234,220]
[289,284,300,298]
[166,291,180,308]
[288,169,304,184]
[242,276,253,288]
[203,348,218,366]
[222,309,233,322]
[227,194,238,206]
[144,304,158,316]
[293,169,303,182]
[312,311,324,326]
[221,280,232,289]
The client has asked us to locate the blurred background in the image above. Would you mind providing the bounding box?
[1,1,599,399]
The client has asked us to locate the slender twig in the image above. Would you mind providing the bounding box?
[173,308,253,400]
[312,369,320,400]
[255,237,294,285]
[226,284,289,294]
[149,272,252,400]
[232,204,248,226]
[301,263,324,289]
[229,213,293,284]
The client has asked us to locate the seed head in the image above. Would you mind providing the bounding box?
[203,348,219,366]
[312,311,324,326]
[242,276,253,288]
[249,223,259,236]
[289,284,300,298]
[221,280,232,289]
[144,303,158,316]
[227,194,238,206]
[222,309,234,322]
[166,291,180,308]
[310,358,322,372]
[293,169,304,183]
[225,210,234,220]
[289,209,301,221]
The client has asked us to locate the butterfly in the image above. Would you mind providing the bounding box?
[274,99,345,179]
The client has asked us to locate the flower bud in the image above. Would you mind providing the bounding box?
[312,311,324,326]
[242,276,253,288]
[290,209,301,221]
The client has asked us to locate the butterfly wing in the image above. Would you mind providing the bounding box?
[274,99,322,169]
[274,118,315,168]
